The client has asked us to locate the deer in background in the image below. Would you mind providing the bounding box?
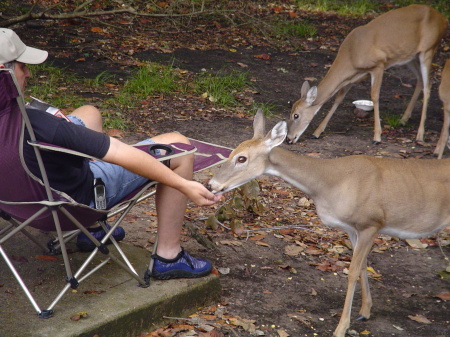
[286,4,448,145]
[434,59,450,159]
[209,110,450,337]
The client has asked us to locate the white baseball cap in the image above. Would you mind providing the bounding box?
[0,28,48,64]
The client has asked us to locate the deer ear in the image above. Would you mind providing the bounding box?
[253,108,266,139]
[305,86,318,106]
[265,120,287,149]
[300,81,310,98]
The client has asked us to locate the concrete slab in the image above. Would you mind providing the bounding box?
[0,222,221,337]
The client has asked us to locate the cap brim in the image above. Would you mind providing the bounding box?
[16,46,48,64]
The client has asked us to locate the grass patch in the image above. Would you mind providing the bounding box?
[250,101,281,117]
[272,20,317,38]
[117,62,181,107]
[393,0,450,17]
[27,63,88,110]
[383,113,403,128]
[194,70,252,107]
[296,0,380,15]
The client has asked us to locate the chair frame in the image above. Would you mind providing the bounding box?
[0,68,231,318]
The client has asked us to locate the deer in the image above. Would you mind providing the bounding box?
[286,4,448,145]
[434,59,450,159]
[208,109,450,337]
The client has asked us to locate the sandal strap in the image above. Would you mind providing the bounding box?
[152,248,194,269]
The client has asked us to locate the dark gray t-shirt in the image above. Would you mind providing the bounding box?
[24,108,110,204]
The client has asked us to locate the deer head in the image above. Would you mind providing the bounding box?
[208,109,286,194]
[286,81,321,144]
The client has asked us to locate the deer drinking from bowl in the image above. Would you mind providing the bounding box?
[286,4,448,145]
[208,109,450,337]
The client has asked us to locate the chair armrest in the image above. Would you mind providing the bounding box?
[28,141,197,162]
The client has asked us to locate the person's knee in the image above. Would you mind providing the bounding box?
[170,132,190,144]
[70,105,102,132]
[152,132,191,145]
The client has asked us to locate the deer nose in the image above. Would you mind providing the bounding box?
[285,137,294,145]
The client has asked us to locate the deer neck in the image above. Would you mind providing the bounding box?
[315,57,359,106]
[267,147,334,198]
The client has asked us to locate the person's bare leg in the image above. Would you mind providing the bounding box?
[69,105,103,132]
[150,132,194,259]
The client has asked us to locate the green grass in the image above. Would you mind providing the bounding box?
[296,0,380,15]
[85,71,119,88]
[117,62,181,107]
[272,20,317,38]
[27,63,86,110]
[250,102,280,117]
[26,62,258,129]
[393,0,450,17]
[194,69,252,107]
[383,113,403,128]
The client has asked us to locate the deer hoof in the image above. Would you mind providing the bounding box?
[356,315,369,321]
[309,135,319,139]
[372,140,381,145]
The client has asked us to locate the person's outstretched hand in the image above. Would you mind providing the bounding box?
[183,180,222,206]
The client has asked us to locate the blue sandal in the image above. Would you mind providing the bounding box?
[151,248,212,280]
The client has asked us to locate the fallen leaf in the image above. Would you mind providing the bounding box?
[35,255,58,261]
[255,54,270,60]
[256,240,270,247]
[288,313,312,327]
[435,292,450,301]
[405,239,428,249]
[229,317,256,332]
[70,311,88,321]
[285,244,303,256]
[408,314,432,324]
[91,27,103,33]
[277,328,289,337]
[272,6,283,13]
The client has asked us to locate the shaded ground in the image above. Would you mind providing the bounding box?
[10,6,450,337]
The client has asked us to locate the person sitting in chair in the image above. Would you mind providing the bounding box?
[0,28,221,280]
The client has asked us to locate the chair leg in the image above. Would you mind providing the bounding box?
[143,235,158,286]
[0,244,54,318]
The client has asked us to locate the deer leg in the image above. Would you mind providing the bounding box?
[415,52,434,142]
[333,227,378,337]
[399,59,423,126]
[434,106,450,159]
[357,259,372,320]
[370,68,384,144]
[346,231,372,321]
[312,85,352,139]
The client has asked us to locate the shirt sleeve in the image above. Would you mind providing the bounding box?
[27,108,110,159]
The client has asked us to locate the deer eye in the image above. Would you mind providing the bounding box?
[293,114,299,119]
[237,156,247,164]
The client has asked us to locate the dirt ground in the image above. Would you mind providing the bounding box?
[11,7,450,337]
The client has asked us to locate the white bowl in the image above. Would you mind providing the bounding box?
[352,100,374,111]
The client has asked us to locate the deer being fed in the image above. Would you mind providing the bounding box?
[208,110,450,337]
[287,4,448,145]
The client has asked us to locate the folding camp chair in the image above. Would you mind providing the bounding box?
[0,68,232,318]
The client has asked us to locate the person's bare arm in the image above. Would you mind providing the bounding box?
[102,137,220,206]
